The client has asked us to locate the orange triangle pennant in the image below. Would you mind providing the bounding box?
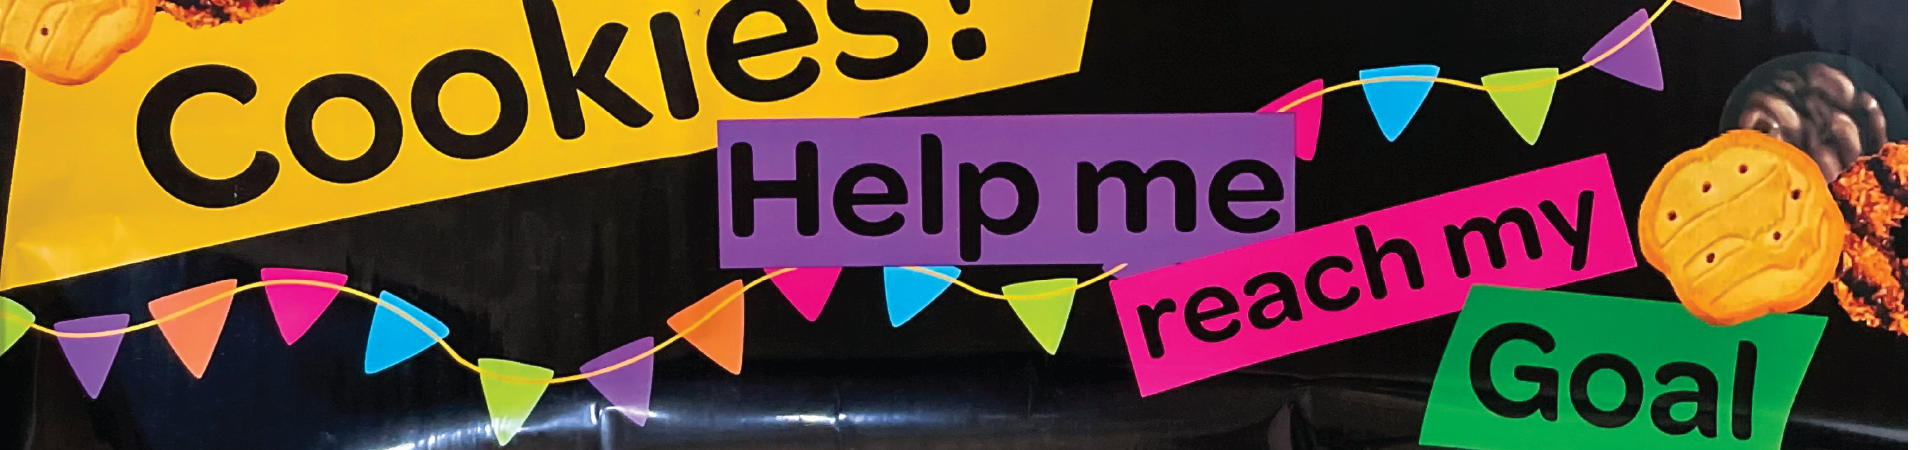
[667,280,745,374]
[147,280,238,378]
[1677,0,1740,20]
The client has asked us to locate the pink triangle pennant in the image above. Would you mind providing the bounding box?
[764,267,841,322]
[261,268,348,345]
[1258,79,1325,161]
[55,314,129,399]
[1582,9,1664,91]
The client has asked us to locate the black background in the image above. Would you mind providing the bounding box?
[0,0,1907,449]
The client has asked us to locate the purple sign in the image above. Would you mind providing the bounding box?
[717,114,1296,275]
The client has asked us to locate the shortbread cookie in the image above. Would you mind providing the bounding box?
[1639,130,1847,326]
[0,0,158,85]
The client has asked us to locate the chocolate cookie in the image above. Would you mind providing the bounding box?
[1722,52,1909,183]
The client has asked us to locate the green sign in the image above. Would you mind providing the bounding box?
[1421,286,1825,450]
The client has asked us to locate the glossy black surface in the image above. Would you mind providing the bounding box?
[0,0,1907,448]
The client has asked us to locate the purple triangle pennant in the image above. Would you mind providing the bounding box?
[582,336,657,427]
[55,314,130,399]
[1582,9,1664,91]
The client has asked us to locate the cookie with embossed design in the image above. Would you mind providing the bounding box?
[1639,130,1847,326]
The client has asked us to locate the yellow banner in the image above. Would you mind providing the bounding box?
[3,0,1093,289]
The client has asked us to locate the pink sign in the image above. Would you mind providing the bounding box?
[1109,154,1636,396]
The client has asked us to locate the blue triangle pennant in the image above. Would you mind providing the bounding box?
[365,291,450,374]
[1358,64,1442,141]
[884,266,961,327]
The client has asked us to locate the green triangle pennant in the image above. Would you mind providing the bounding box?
[1,297,32,358]
[1002,279,1078,355]
[479,359,554,446]
[1481,68,1560,145]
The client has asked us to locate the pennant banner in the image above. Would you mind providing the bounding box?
[478,359,554,446]
[1003,279,1079,355]
[1222,0,1736,157]
[1584,9,1665,91]
[1481,68,1561,145]
[147,280,238,379]
[261,269,349,345]
[365,292,450,374]
[7,265,1083,401]
[885,266,962,327]
[1,297,31,358]
[55,314,130,399]
[1358,64,1442,141]
[581,337,657,428]
[667,281,746,375]
[765,267,842,322]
